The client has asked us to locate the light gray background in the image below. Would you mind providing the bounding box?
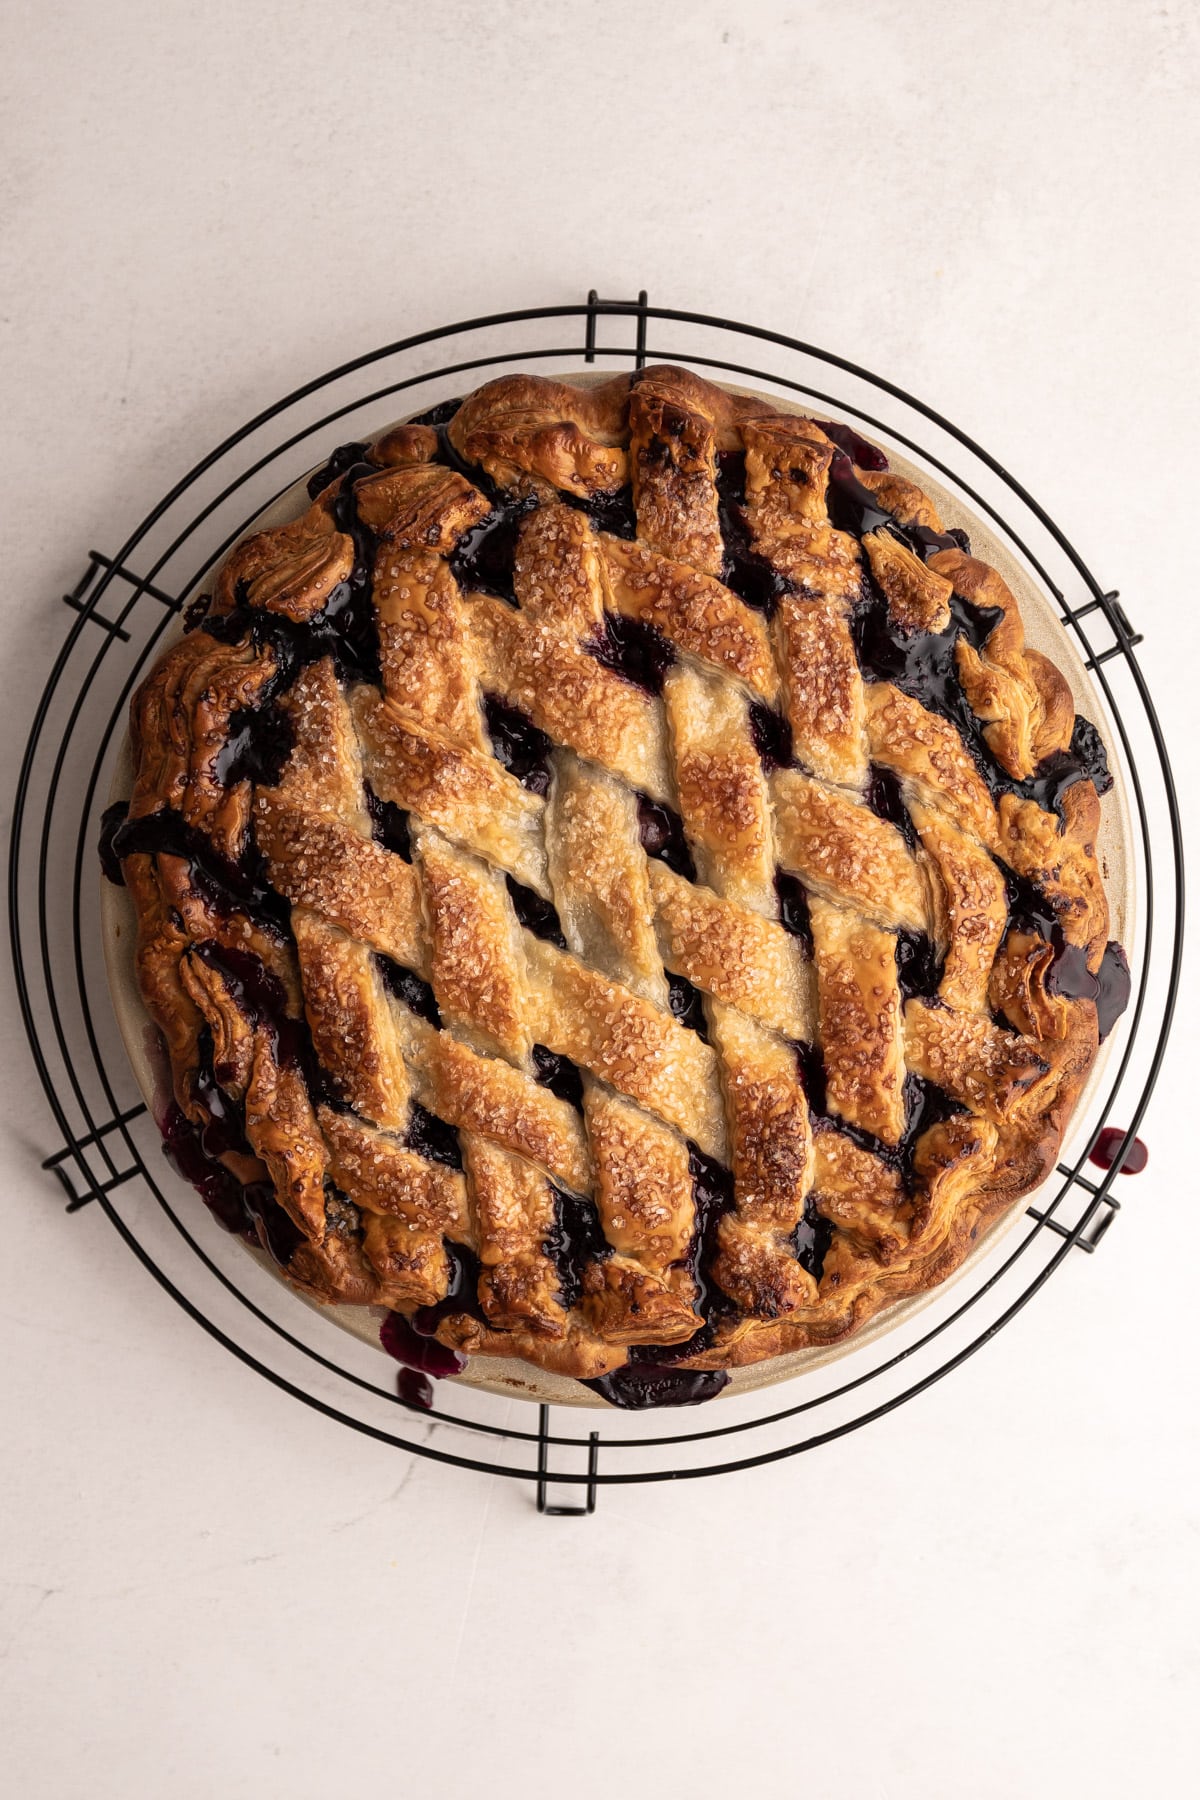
[2,3,1197,1796]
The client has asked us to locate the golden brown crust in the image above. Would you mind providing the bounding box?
[115,364,1121,1389]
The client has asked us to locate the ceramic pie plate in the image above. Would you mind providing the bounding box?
[100,375,1135,1408]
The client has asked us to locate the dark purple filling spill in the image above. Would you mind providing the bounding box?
[447,494,538,605]
[1046,938,1131,1041]
[404,1104,463,1170]
[544,1188,612,1311]
[530,1044,585,1111]
[582,1366,730,1408]
[636,795,696,879]
[586,613,676,694]
[483,694,553,794]
[159,1099,301,1267]
[363,784,412,860]
[748,702,793,772]
[1089,1127,1148,1175]
[396,1367,435,1410]
[666,970,710,1041]
[375,953,441,1027]
[505,875,567,947]
[159,1100,254,1236]
[1002,869,1129,1039]
[380,1308,467,1378]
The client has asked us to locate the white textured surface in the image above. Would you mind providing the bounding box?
[1,3,1197,1796]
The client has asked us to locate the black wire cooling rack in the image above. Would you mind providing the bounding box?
[9,293,1184,1512]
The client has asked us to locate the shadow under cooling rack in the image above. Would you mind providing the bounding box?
[10,292,1184,1510]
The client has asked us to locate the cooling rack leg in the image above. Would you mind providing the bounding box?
[583,290,649,369]
[535,1404,600,1515]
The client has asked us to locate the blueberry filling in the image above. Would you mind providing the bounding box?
[811,419,890,472]
[714,449,796,616]
[1046,937,1131,1041]
[404,1104,463,1170]
[306,441,371,500]
[748,701,793,772]
[363,784,412,860]
[864,763,918,852]
[192,943,315,1082]
[158,1063,301,1272]
[793,1044,966,1192]
[324,463,385,686]
[214,699,296,789]
[409,397,463,429]
[792,1193,835,1282]
[636,795,696,879]
[793,1038,827,1115]
[1000,866,1127,1035]
[544,1188,612,1312]
[483,694,553,795]
[566,483,638,539]
[506,875,567,947]
[774,870,813,955]
[586,613,676,694]
[104,807,291,938]
[826,451,896,537]
[411,1239,484,1331]
[98,800,130,886]
[666,970,710,1041]
[375,953,441,1027]
[447,494,538,605]
[683,1145,737,1323]
[895,929,944,1001]
[852,586,1004,741]
[530,1044,585,1111]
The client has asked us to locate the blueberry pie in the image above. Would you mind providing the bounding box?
[101,366,1130,1407]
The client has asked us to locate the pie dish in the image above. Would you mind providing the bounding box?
[99,365,1131,1408]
